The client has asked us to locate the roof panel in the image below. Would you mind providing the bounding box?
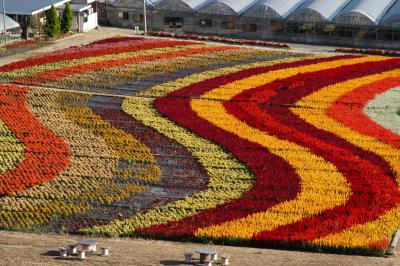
[335,0,397,25]
[290,0,352,21]
[200,0,260,14]
[257,0,308,18]
[0,14,20,31]
[381,0,400,25]
[4,0,70,15]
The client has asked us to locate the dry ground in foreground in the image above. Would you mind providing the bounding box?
[0,231,399,266]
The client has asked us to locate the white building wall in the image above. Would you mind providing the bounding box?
[83,12,98,31]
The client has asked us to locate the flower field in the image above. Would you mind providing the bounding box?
[1,36,400,254]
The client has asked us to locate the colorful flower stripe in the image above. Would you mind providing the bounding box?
[0,88,153,231]
[302,71,400,249]
[88,95,210,225]
[248,68,398,247]
[84,95,254,237]
[134,56,363,238]
[53,48,285,92]
[188,58,383,240]
[10,42,204,85]
[16,43,217,85]
[0,87,117,230]
[0,119,24,175]
[219,63,400,248]
[82,55,311,236]
[0,37,185,72]
[363,83,400,136]
[0,85,71,195]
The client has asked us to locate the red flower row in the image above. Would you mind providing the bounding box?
[148,31,289,48]
[329,77,400,149]
[16,45,237,85]
[0,85,71,195]
[336,47,400,56]
[0,37,194,72]
[137,55,354,238]
[227,58,400,244]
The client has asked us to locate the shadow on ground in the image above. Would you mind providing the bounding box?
[159,260,185,265]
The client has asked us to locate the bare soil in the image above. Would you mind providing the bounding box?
[0,231,399,266]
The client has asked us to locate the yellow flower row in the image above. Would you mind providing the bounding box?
[0,120,24,174]
[0,88,159,230]
[50,48,282,91]
[0,44,207,81]
[294,68,400,249]
[82,55,317,236]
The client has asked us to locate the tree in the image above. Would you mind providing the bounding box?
[21,16,37,39]
[44,5,60,38]
[61,3,74,33]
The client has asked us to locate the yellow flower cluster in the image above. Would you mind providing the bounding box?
[82,55,316,236]
[0,88,160,230]
[294,68,400,249]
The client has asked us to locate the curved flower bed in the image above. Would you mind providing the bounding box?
[1,36,400,254]
[148,31,289,48]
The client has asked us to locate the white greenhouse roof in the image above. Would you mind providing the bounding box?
[254,0,308,18]
[173,0,212,10]
[0,14,20,32]
[292,0,353,21]
[382,0,400,25]
[335,0,397,25]
[201,0,260,14]
[4,0,71,16]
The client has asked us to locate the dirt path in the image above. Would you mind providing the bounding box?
[0,231,398,266]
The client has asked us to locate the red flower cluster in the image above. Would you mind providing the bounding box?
[0,37,185,72]
[148,31,289,48]
[336,47,400,56]
[0,85,71,195]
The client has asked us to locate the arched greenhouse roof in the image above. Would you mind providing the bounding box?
[334,0,397,25]
[154,0,212,10]
[198,0,260,15]
[377,0,400,26]
[0,14,20,32]
[243,0,307,19]
[287,0,352,21]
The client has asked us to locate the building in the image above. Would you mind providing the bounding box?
[102,0,400,49]
[0,13,21,42]
[4,0,98,37]
[69,0,99,32]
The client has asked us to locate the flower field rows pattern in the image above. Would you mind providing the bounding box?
[0,36,400,254]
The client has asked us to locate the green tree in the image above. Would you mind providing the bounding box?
[61,3,74,33]
[44,5,60,38]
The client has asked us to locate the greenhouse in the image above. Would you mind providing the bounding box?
[242,0,307,19]
[198,0,259,16]
[334,0,397,26]
[382,0,400,27]
[103,0,400,49]
[286,0,352,22]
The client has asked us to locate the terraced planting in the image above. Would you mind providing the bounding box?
[0,36,400,255]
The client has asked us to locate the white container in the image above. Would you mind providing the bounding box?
[78,251,86,260]
[101,247,109,257]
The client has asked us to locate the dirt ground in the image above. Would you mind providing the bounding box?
[0,231,399,266]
